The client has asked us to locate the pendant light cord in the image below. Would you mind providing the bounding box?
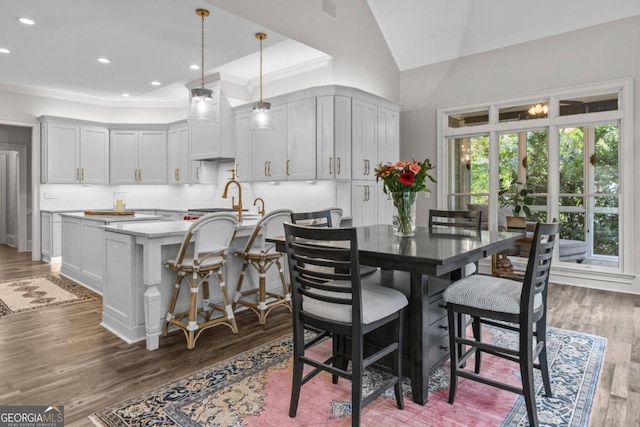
[259,35,263,103]
[200,12,205,89]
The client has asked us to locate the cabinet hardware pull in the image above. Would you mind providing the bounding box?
[76,168,80,181]
[264,161,268,177]
[363,159,367,175]
[234,163,239,179]
[138,169,141,182]
[366,159,370,175]
[337,157,341,175]
[268,161,272,176]
[439,325,448,330]
[177,169,180,181]
[287,160,290,176]
[196,166,200,180]
[329,157,333,175]
[134,170,137,181]
[81,168,84,181]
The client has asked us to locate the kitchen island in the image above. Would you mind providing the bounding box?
[101,216,272,350]
[59,212,163,294]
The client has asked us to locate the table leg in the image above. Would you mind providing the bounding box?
[409,271,428,405]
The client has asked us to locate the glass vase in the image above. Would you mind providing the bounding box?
[391,191,417,237]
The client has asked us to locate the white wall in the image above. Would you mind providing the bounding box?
[398,15,640,292]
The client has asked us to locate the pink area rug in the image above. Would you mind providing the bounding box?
[90,326,605,427]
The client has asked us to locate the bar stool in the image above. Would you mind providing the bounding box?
[163,213,238,349]
[233,209,294,325]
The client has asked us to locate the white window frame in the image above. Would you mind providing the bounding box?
[436,78,634,284]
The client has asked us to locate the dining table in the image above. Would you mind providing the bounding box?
[270,223,523,405]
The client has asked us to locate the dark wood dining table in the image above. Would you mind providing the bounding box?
[271,224,523,405]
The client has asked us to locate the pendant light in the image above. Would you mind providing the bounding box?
[250,32,272,131]
[188,9,215,121]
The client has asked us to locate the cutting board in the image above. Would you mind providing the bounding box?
[84,210,135,216]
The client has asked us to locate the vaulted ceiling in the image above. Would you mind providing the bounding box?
[1,0,638,104]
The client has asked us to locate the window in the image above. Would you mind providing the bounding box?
[438,79,631,274]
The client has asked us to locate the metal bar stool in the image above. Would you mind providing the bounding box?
[163,212,239,349]
[233,209,294,325]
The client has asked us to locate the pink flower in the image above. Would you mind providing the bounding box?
[409,161,421,173]
[399,172,415,186]
[394,161,408,170]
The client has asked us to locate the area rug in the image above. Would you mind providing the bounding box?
[0,275,95,317]
[90,326,605,427]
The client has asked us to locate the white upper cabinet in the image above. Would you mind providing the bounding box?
[251,104,287,181]
[286,98,317,180]
[168,125,190,184]
[377,106,400,166]
[351,98,378,180]
[317,96,352,180]
[41,118,109,184]
[189,92,234,161]
[110,130,167,184]
[234,111,252,181]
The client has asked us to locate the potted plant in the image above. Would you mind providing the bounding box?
[498,179,534,229]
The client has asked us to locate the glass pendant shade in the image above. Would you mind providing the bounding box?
[189,87,214,121]
[250,101,272,130]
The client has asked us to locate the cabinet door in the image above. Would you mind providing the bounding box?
[189,120,221,160]
[234,111,252,181]
[252,104,286,181]
[377,107,399,165]
[352,99,377,180]
[44,122,80,183]
[138,130,167,184]
[61,216,82,276]
[41,212,52,260]
[80,125,109,184]
[351,181,378,226]
[286,98,316,180]
[110,130,139,184]
[334,96,352,180]
[376,181,394,225]
[316,96,334,180]
[168,126,189,184]
[81,220,104,290]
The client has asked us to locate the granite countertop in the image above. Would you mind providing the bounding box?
[103,217,259,238]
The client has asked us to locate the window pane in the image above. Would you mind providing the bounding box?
[593,212,619,257]
[559,128,584,194]
[526,130,548,196]
[594,124,619,194]
[559,93,618,116]
[447,135,489,209]
[499,102,548,123]
[448,110,489,128]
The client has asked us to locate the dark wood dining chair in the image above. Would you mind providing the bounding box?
[428,209,482,231]
[283,223,408,427]
[443,222,559,427]
[429,209,482,276]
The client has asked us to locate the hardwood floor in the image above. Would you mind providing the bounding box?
[0,244,637,426]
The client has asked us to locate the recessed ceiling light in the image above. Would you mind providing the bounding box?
[97,57,111,64]
[16,17,35,25]
[150,81,161,86]
[190,64,200,70]
[121,93,130,97]
[0,48,10,54]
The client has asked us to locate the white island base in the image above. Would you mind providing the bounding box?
[102,219,279,350]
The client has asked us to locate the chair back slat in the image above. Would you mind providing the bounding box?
[429,209,482,231]
[291,209,333,228]
[521,222,559,315]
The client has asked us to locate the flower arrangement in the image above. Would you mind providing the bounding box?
[375,159,436,236]
[374,158,436,195]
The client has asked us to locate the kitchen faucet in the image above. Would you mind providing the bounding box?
[253,197,265,216]
[222,169,243,221]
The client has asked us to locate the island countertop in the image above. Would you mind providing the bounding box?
[102,216,260,238]
[59,211,163,223]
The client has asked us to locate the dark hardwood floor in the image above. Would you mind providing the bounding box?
[0,244,637,426]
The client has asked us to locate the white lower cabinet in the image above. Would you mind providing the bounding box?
[41,212,61,263]
[61,216,104,294]
[351,181,393,227]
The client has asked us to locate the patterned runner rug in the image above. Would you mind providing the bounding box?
[90,326,605,427]
[0,275,95,317]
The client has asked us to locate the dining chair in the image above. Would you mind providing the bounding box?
[443,222,559,427]
[233,209,294,325]
[283,222,408,427]
[428,209,482,276]
[163,212,239,349]
[329,207,343,227]
[290,209,333,227]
